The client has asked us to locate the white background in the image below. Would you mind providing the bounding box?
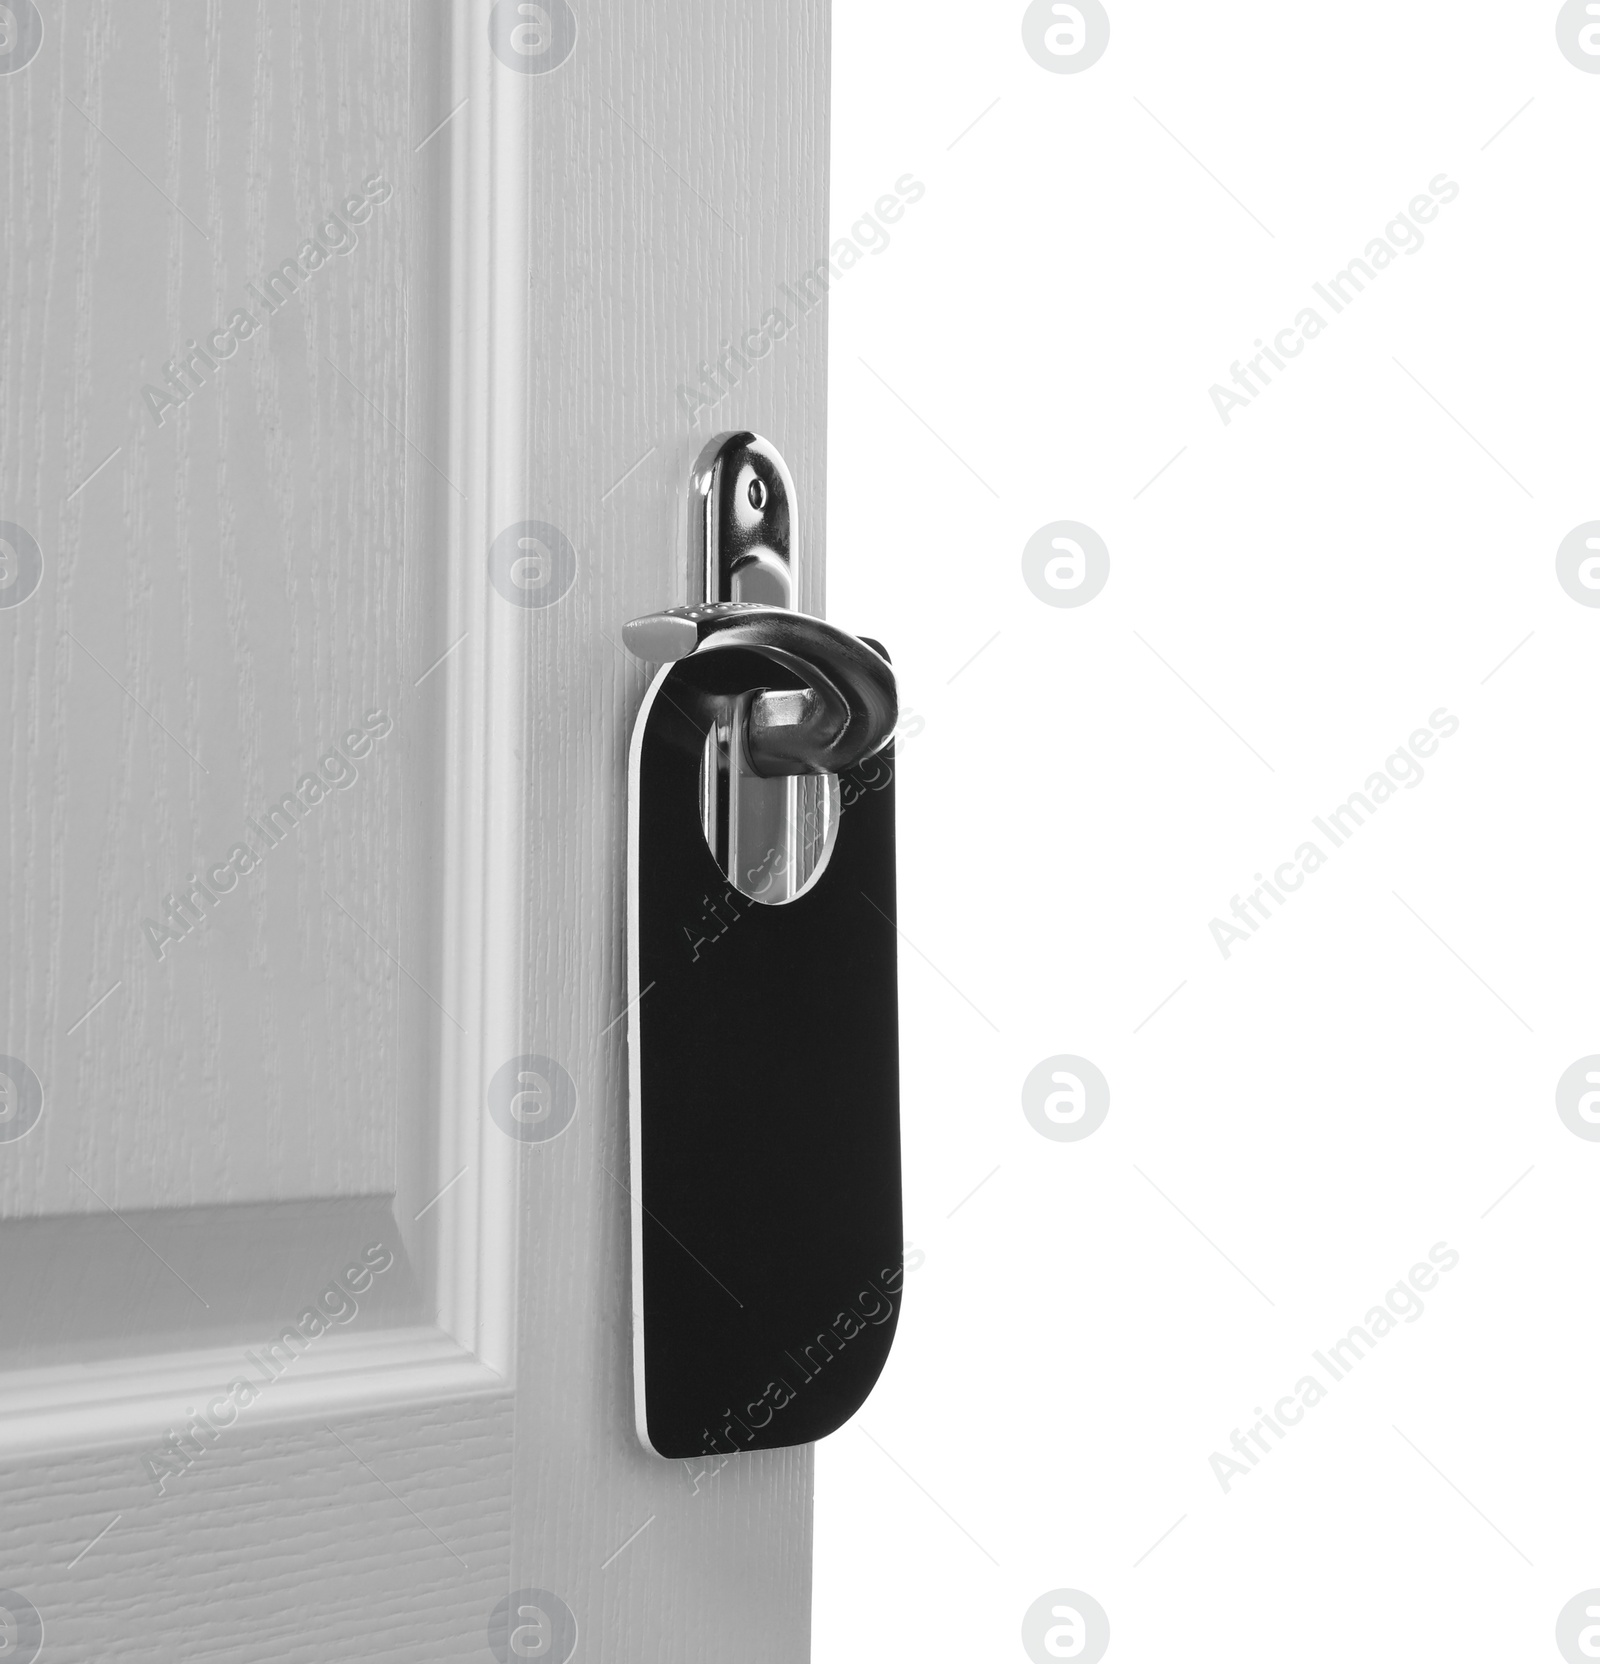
[816,3,1600,1660]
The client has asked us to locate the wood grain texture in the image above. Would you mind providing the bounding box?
[1,0,428,1216]
[0,1393,515,1662]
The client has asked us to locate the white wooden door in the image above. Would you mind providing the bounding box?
[1,2,828,1657]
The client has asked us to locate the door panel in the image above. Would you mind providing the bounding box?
[3,0,828,1658]
[1,1398,515,1659]
[2,3,426,1222]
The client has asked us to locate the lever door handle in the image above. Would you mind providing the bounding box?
[623,601,898,777]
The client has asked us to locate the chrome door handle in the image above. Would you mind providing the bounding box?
[622,601,897,777]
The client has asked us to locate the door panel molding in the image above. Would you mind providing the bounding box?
[0,1327,502,1459]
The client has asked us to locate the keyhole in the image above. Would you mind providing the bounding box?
[748,477,767,512]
